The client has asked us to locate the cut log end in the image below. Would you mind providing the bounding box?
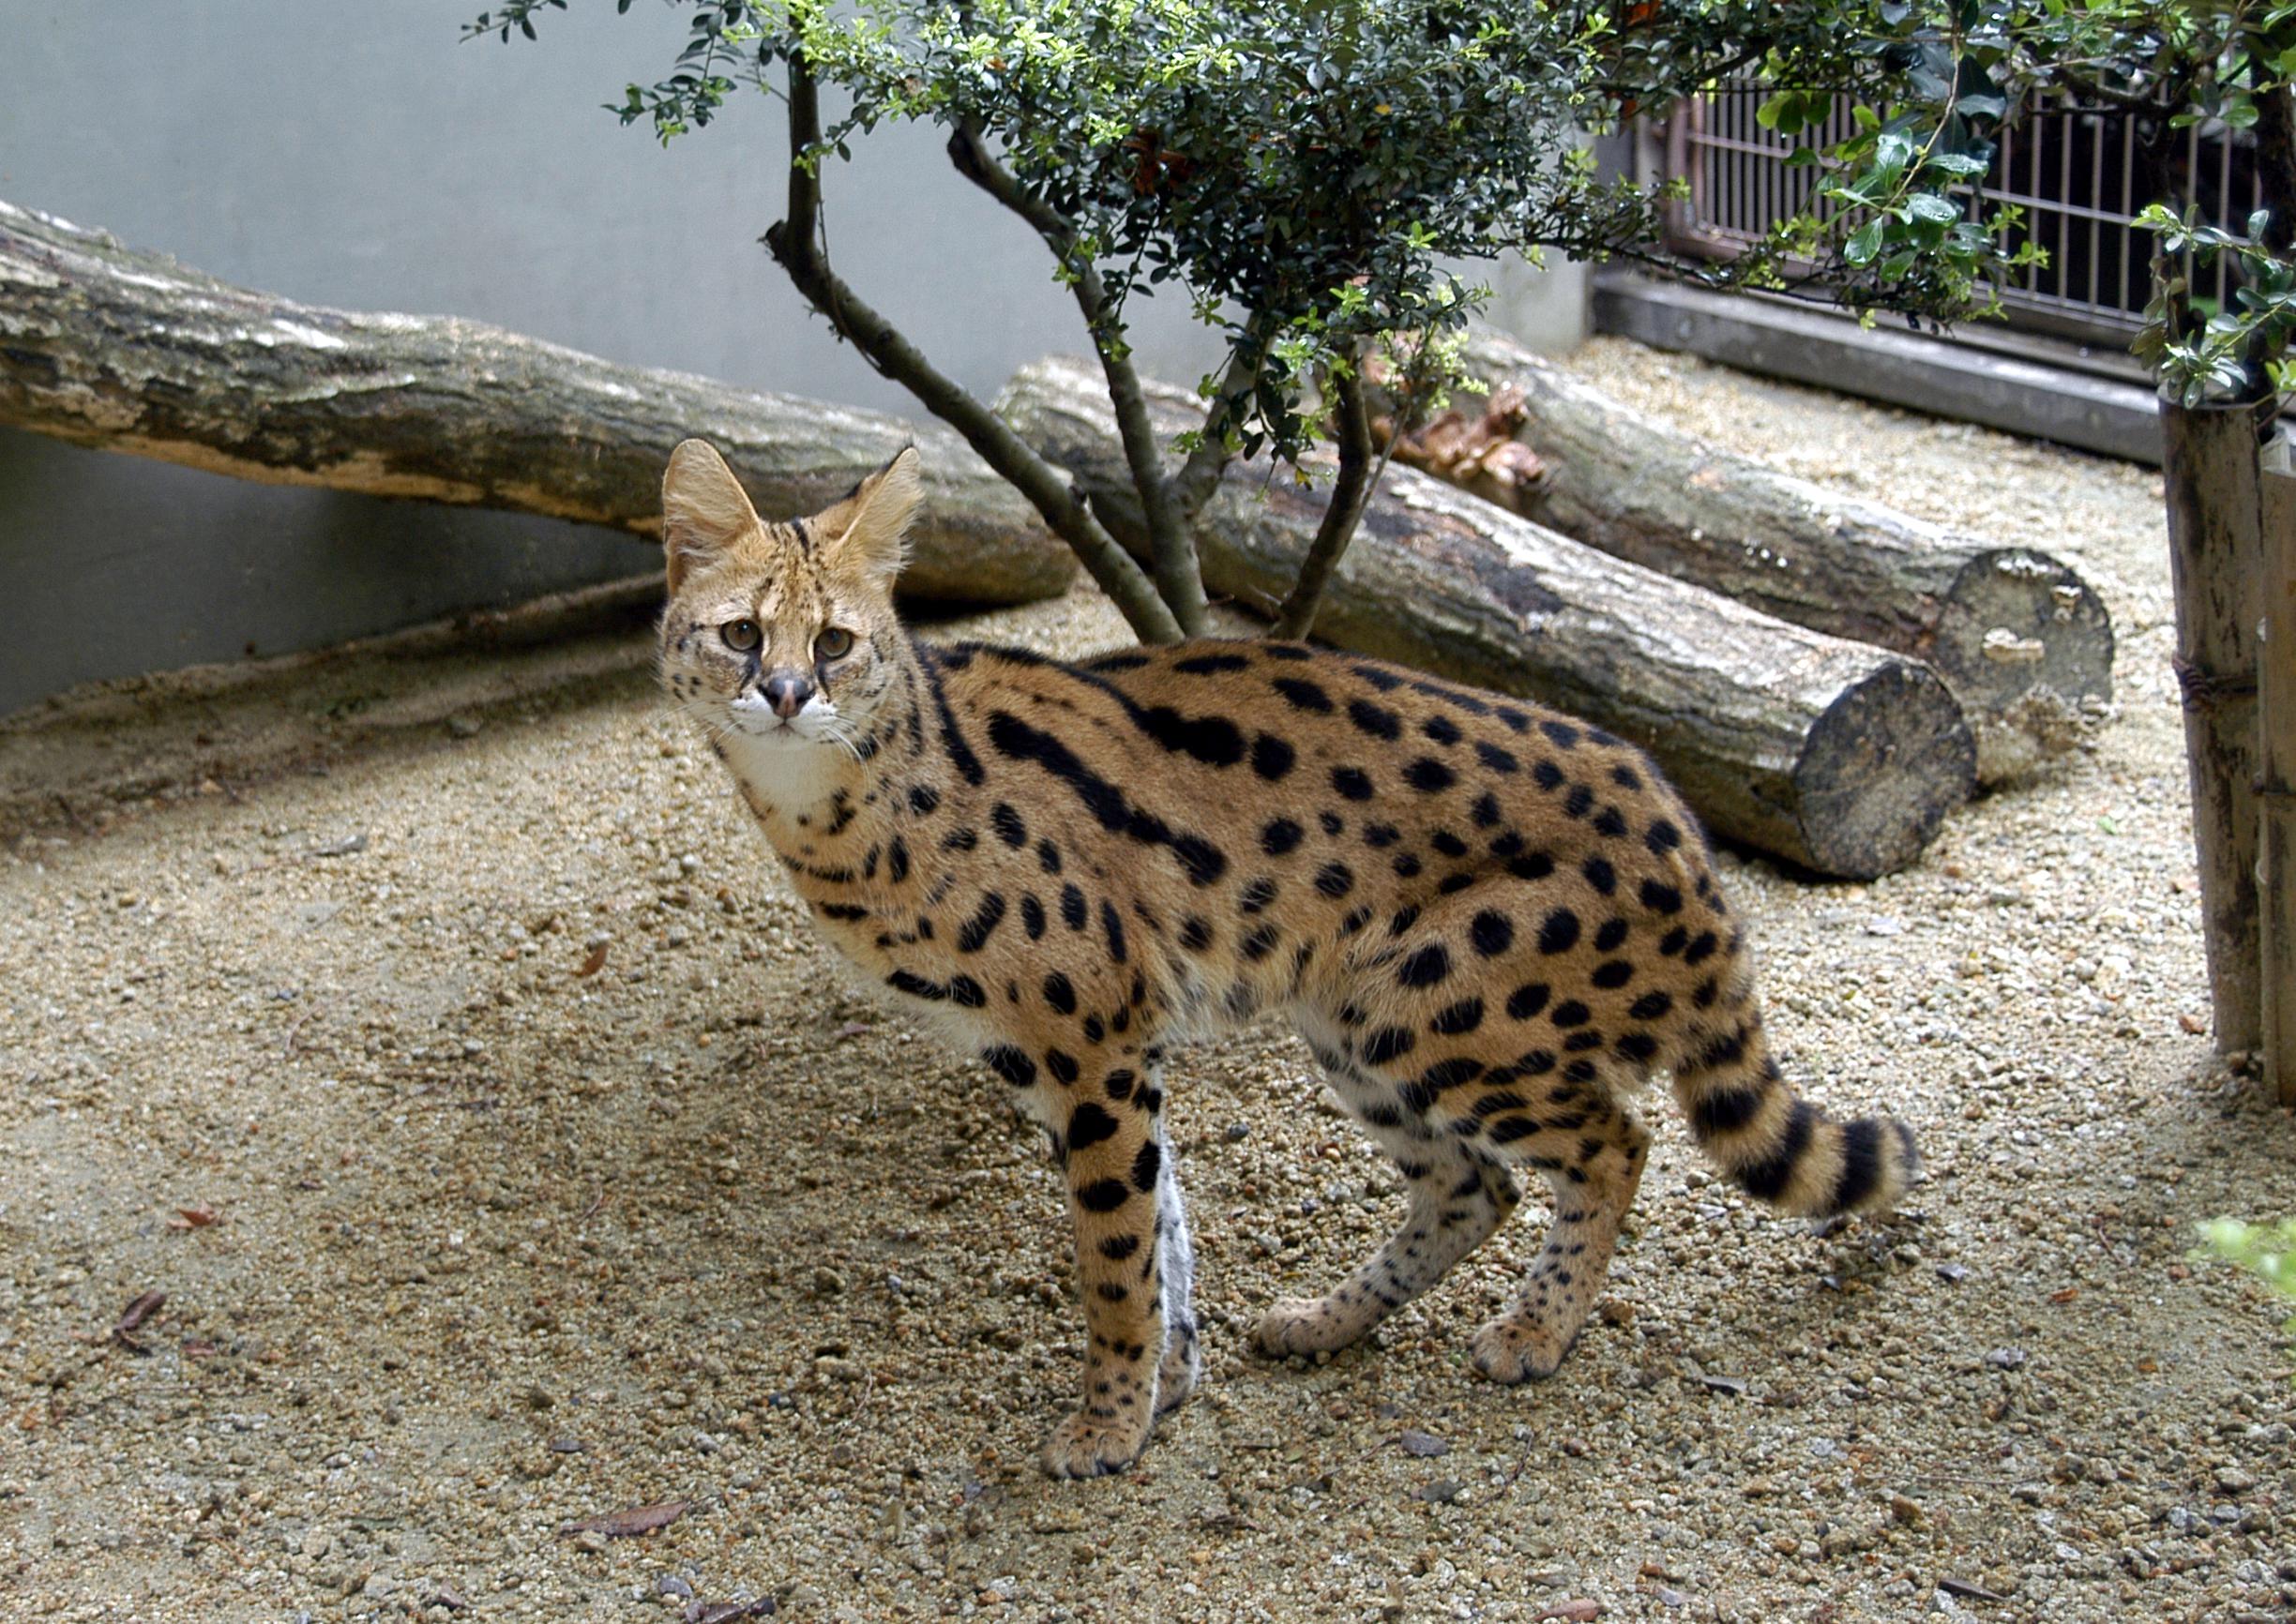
[1933,549,2115,780]
[1794,660,1978,881]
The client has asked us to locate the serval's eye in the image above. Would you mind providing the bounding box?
[721,619,762,653]
[816,626,855,660]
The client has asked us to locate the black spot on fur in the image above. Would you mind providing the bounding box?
[1614,1031,1658,1063]
[1238,877,1278,914]
[1045,1048,1082,1086]
[1537,909,1580,955]
[1020,895,1048,939]
[1628,991,1672,1021]
[1261,818,1304,856]
[1405,757,1455,792]
[990,803,1027,849]
[1361,1026,1417,1066]
[1592,959,1633,990]
[1130,1140,1162,1192]
[1684,930,1719,966]
[1420,1058,1485,1091]
[1251,733,1296,781]
[1506,983,1550,1021]
[1240,924,1280,961]
[1331,766,1374,801]
[1043,972,1078,1015]
[1533,759,1564,790]
[1363,822,1401,849]
[1646,818,1683,855]
[908,784,940,815]
[1349,699,1401,740]
[1639,880,1683,915]
[983,1045,1037,1088]
[1352,664,1404,693]
[1734,1102,1815,1202]
[1508,851,1556,881]
[1036,838,1063,875]
[1101,901,1128,963]
[1433,996,1486,1035]
[1174,651,1250,674]
[1078,1179,1132,1212]
[1061,884,1089,931]
[1540,719,1579,749]
[957,894,1007,954]
[1470,910,1515,956]
[1592,806,1628,838]
[1581,856,1616,895]
[1594,918,1629,953]
[1397,944,1451,988]
[1273,678,1333,713]
[1314,862,1355,898]
[1832,1119,1884,1210]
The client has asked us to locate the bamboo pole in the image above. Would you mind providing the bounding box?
[2160,392,2267,1057]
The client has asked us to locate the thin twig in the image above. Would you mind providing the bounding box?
[1272,355,1375,639]
[946,124,1207,636]
[763,57,1184,644]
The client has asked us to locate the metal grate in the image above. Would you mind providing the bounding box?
[1662,84,2268,350]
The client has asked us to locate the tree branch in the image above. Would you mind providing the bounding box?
[1168,323,1270,522]
[1273,356,1375,639]
[764,56,1184,643]
[946,123,1208,636]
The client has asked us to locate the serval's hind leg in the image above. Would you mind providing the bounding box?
[1471,1095,1650,1384]
[1255,1045,1521,1358]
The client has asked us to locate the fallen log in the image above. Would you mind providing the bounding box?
[0,199,1074,606]
[1397,328,2113,784]
[1002,355,1976,880]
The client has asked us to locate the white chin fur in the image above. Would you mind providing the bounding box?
[717,693,845,810]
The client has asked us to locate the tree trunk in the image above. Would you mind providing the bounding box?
[0,199,1075,607]
[1003,355,1976,880]
[2161,392,2268,1057]
[1409,328,2113,784]
[2258,430,2296,1102]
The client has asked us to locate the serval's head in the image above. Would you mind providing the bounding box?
[657,440,920,757]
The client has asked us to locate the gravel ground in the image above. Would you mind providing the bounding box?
[6,342,2296,1624]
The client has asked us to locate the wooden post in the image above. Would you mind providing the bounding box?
[2161,392,2267,1057]
[2260,430,2296,1104]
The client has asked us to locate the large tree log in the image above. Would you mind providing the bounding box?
[1003,355,1976,880]
[0,199,1074,606]
[1393,329,2113,785]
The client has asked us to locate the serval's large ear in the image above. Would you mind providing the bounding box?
[661,439,760,593]
[813,445,921,588]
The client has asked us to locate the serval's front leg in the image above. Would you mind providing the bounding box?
[1034,1051,1173,1478]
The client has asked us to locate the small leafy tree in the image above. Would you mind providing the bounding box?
[472,0,2033,644]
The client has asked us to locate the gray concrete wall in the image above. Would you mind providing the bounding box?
[0,1,1585,716]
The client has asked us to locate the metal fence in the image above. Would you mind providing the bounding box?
[1661,84,2267,350]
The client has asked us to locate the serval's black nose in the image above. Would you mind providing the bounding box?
[763,670,814,718]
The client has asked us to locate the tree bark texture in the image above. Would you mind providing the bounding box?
[0,199,1075,607]
[2258,431,2296,1102]
[1425,329,2114,785]
[2161,392,2267,1057]
[1003,355,1976,880]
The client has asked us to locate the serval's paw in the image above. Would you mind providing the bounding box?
[1253,1296,1367,1358]
[1039,1409,1150,1480]
[1468,1315,1574,1385]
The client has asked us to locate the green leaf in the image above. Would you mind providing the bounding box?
[1846,218,1887,266]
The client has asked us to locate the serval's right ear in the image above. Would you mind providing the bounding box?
[661,439,760,594]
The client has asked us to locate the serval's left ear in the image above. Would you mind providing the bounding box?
[813,445,921,587]
[661,439,761,594]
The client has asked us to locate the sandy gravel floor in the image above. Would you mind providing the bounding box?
[6,345,2296,1624]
